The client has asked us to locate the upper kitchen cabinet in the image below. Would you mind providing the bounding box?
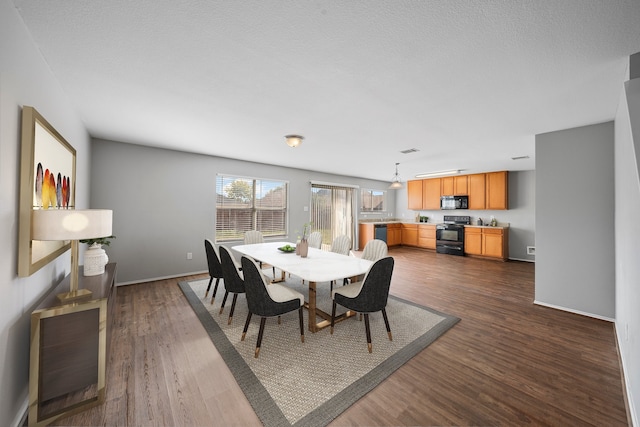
[407,171,508,211]
[441,176,454,196]
[422,178,441,209]
[407,180,423,210]
[468,173,486,210]
[485,171,508,210]
[454,175,468,195]
[441,175,468,195]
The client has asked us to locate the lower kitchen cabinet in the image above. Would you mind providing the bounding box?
[387,223,402,246]
[358,223,374,250]
[401,223,418,246]
[418,224,436,249]
[464,227,483,255]
[464,227,509,260]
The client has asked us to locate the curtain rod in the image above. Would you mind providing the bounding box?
[309,180,360,189]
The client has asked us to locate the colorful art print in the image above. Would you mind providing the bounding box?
[18,106,77,277]
[33,127,73,209]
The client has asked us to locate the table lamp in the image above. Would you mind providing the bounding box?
[32,209,113,303]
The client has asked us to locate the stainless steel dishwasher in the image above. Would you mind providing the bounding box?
[374,223,387,243]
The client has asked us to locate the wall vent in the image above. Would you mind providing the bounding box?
[400,148,420,154]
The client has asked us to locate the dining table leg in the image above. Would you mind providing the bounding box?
[308,281,317,333]
[305,280,356,333]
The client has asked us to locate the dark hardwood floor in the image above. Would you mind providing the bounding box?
[52,246,628,426]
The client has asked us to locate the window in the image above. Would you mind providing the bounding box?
[360,189,386,212]
[310,183,356,249]
[216,175,288,241]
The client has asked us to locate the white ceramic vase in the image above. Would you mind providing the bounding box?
[84,243,108,276]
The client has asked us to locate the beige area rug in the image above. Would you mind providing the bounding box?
[179,275,459,427]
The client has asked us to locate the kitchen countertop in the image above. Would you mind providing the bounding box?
[359,220,509,228]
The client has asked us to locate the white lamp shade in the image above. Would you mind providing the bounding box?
[32,209,113,241]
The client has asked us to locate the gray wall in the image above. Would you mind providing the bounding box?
[615,76,640,426]
[0,1,92,425]
[90,139,395,283]
[394,170,536,261]
[535,121,615,319]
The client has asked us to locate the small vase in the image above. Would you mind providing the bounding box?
[298,239,309,258]
[84,243,108,276]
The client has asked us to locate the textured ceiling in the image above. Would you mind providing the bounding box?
[11,0,640,182]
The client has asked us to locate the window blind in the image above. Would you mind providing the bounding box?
[216,175,288,241]
[310,183,355,250]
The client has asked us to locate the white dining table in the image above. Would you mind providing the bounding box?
[233,241,373,332]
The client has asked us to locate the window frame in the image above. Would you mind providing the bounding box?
[360,188,388,213]
[215,174,289,242]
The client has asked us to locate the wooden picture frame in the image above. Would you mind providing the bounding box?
[18,106,76,277]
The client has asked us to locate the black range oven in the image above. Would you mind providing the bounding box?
[436,215,471,256]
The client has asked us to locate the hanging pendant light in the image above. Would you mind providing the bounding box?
[285,134,304,148]
[389,162,403,189]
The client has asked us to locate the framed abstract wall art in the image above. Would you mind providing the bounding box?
[18,106,76,277]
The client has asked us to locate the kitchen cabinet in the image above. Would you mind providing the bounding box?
[358,223,374,250]
[359,222,401,248]
[464,227,509,260]
[454,175,469,195]
[422,178,441,210]
[418,224,436,249]
[441,175,468,196]
[441,176,454,196]
[401,223,418,246]
[407,171,508,212]
[387,223,402,246]
[463,227,483,255]
[407,180,423,210]
[486,171,508,210]
[29,263,117,427]
[468,173,486,210]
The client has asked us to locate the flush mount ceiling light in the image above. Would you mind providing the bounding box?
[389,163,403,189]
[285,134,304,148]
[415,169,461,178]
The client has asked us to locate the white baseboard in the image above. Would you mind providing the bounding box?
[615,322,638,427]
[508,257,535,263]
[12,397,28,427]
[533,300,615,322]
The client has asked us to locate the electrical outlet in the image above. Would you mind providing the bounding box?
[527,246,536,255]
[187,252,193,260]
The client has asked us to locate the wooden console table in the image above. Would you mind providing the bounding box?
[29,263,117,427]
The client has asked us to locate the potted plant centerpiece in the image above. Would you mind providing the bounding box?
[80,235,115,276]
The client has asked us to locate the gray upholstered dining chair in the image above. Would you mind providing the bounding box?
[243,230,264,244]
[218,245,245,325]
[330,234,352,289]
[204,239,223,304]
[243,230,275,278]
[330,234,351,255]
[240,256,305,358]
[330,256,395,353]
[361,239,388,261]
[307,231,322,249]
[346,239,389,285]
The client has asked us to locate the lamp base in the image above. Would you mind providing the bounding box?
[57,288,93,303]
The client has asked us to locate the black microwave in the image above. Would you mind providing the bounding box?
[440,195,468,210]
